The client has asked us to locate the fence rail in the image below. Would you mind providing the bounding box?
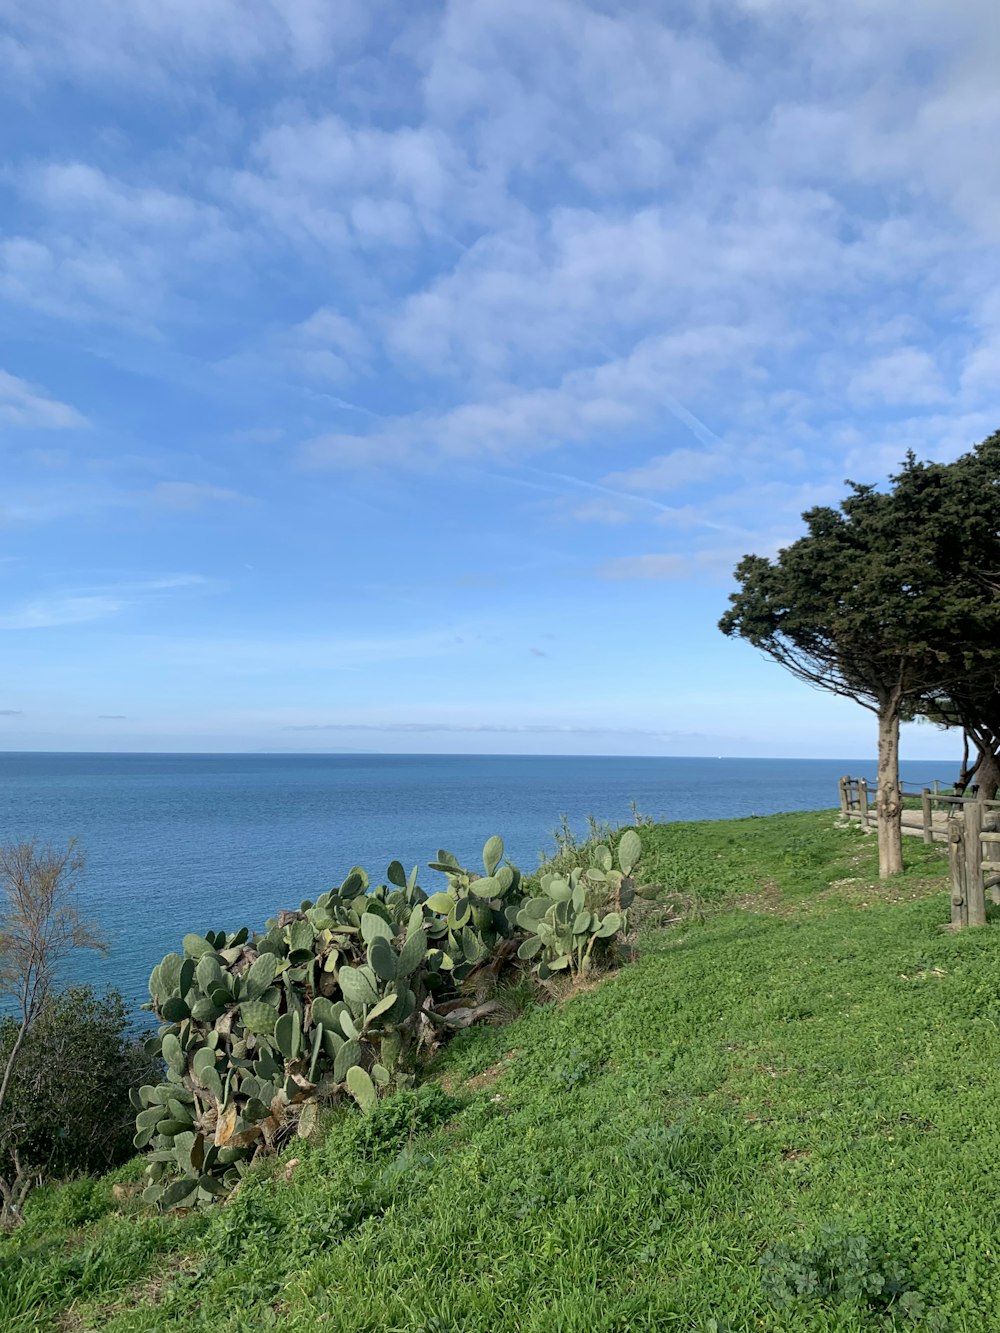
[839,775,1000,928]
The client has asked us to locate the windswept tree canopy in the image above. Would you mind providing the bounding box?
[719,435,1000,714]
[719,431,1000,877]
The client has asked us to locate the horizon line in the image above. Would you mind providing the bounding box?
[0,749,959,765]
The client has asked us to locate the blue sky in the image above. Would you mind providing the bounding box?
[1,0,998,758]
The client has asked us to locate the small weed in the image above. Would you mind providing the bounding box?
[759,1226,933,1323]
[554,1049,593,1090]
[347,1084,462,1162]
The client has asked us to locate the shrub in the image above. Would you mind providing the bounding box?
[0,985,156,1181]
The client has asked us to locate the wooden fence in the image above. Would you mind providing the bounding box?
[839,775,1000,927]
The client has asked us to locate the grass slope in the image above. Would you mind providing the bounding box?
[5,812,1000,1333]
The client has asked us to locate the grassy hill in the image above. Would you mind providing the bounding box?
[5,811,1000,1333]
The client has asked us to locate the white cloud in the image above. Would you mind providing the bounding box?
[115,576,209,592]
[1,0,372,88]
[0,595,124,629]
[0,369,87,428]
[603,448,726,493]
[125,626,478,674]
[4,162,244,326]
[0,233,160,326]
[0,576,208,630]
[424,0,743,195]
[23,163,210,230]
[385,201,812,382]
[302,323,767,469]
[3,0,1000,566]
[847,347,949,407]
[225,112,478,254]
[277,307,372,385]
[293,308,369,358]
[839,411,997,481]
[281,719,707,741]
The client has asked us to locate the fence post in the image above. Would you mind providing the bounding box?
[933,780,941,796]
[983,811,1000,906]
[965,799,986,927]
[948,816,968,928]
[839,776,850,817]
[859,778,870,830]
[921,788,933,844]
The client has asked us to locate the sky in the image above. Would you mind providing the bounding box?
[1,0,998,759]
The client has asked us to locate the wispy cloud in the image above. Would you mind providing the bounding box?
[0,576,208,630]
[0,709,25,716]
[0,369,87,429]
[603,448,728,493]
[301,324,768,473]
[0,595,124,630]
[3,1,372,89]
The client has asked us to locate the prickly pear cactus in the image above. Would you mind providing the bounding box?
[515,832,640,979]
[137,840,525,1209]
[421,836,523,981]
[139,861,430,1207]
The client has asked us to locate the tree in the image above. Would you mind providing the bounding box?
[905,440,1000,797]
[914,682,1000,799]
[0,841,106,1225]
[720,436,1000,878]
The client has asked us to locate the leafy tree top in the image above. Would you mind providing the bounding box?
[719,433,1000,713]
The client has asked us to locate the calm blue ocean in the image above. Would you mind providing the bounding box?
[0,753,949,1009]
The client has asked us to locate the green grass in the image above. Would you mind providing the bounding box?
[636,808,946,904]
[8,811,1000,1333]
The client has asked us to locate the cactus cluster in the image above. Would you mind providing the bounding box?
[137,831,641,1209]
[515,829,641,979]
[422,836,524,981]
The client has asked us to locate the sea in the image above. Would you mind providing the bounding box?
[0,753,950,1010]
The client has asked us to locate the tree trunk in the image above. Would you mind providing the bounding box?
[875,704,903,878]
[974,745,1000,801]
[0,1021,28,1119]
[955,728,974,794]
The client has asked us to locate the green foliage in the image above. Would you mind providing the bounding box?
[345,1066,377,1114]
[759,1227,938,1325]
[423,839,524,980]
[348,1084,462,1162]
[137,857,434,1209]
[720,434,1000,871]
[516,834,640,978]
[553,1048,592,1090]
[0,986,156,1181]
[719,436,1000,716]
[137,835,633,1210]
